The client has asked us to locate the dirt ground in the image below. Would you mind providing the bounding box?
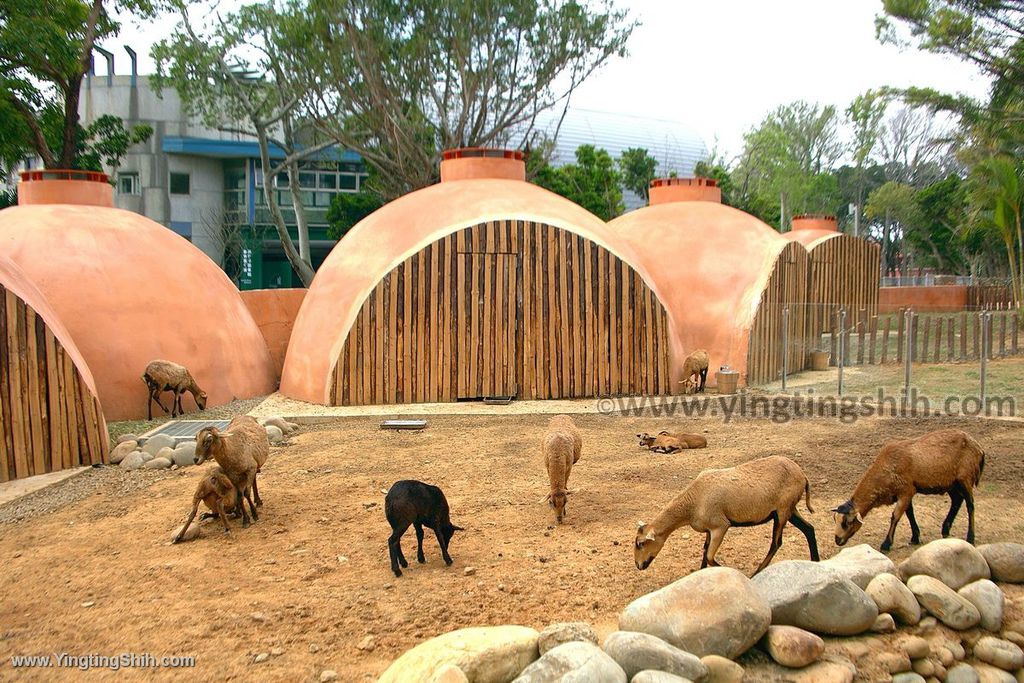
[1,411,1023,681]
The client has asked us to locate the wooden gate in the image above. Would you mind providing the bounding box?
[456,253,519,399]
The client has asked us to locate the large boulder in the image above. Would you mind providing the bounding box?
[172,441,197,467]
[973,637,1023,671]
[907,575,981,630]
[977,544,1024,584]
[820,544,898,589]
[751,561,878,636]
[959,579,1004,632]
[601,631,705,681]
[865,573,921,625]
[142,434,176,456]
[108,440,137,464]
[619,567,770,659]
[538,623,598,655]
[512,642,625,683]
[760,625,824,668]
[900,539,991,590]
[378,626,539,683]
[119,451,145,470]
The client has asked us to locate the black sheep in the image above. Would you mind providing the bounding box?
[385,480,463,577]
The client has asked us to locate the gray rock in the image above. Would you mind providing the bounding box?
[820,543,898,589]
[900,539,991,590]
[172,442,197,467]
[760,624,824,668]
[973,637,1024,671]
[972,663,1016,682]
[538,622,598,655]
[699,655,743,683]
[945,664,979,683]
[513,642,625,683]
[866,572,922,625]
[630,673,691,683]
[143,457,172,470]
[892,674,926,683]
[141,451,155,462]
[108,441,137,464]
[156,446,176,462]
[978,544,1024,584]
[619,567,770,659]
[601,631,705,681]
[119,451,146,470]
[117,433,139,444]
[142,434,176,456]
[266,425,285,443]
[908,575,981,630]
[751,560,878,636]
[959,579,1004,632]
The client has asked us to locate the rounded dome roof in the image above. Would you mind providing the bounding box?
[281,178,671,404]
[0,204,275,420]
[783,228,842,249]
[608,201,790,374]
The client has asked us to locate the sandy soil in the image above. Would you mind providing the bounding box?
[1,412,1023,681]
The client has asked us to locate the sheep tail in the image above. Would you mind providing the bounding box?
[804,479,814,514]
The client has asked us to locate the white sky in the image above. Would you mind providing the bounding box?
[114,0,992,159]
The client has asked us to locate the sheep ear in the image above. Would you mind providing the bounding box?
[855,513,864,523]
[829,506,840,513]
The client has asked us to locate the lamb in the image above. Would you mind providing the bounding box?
[143,360,208,420]
[680,349,709,394]
[262,415,299,435]
[385,480,463,577]
[634,455,818,575]
[832,428,985,552]
[541,414,582,523]
[172,466,237,543]
[637,431,707,452]
[193,415,270,527]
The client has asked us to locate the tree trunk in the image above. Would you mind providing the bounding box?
[287,160,311,263]
[256,126,315,287]
[57,0,105,169]
[883,208,892,276]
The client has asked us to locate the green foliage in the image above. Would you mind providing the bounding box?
[326,191,384,240]
[0,187,15,210]
[967,154,1024,304]
[618,147,658,200]
[533,145,623,221]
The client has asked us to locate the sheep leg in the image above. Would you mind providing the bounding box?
[700,532,711,569]
[704,526,728,568]
[699,367,708,393]
[962,485,976,544]
[753,515,784,575]
[388,525,409,577]
[414,523,426,563]
[905,499,922,545]
[252,475,263,507]
[215,499,231,533]
[941,488,965,538]
[173,502,202,544]
[789,510,820,561]
[433,527,454,566]
[243,485,259,522]
[233,484,251,527]
[880,496,912,552]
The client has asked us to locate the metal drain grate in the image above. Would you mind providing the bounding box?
[140,420,231,444]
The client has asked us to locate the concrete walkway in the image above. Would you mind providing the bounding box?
[0,467,90,508]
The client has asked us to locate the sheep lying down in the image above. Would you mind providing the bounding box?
[637,431,707,453]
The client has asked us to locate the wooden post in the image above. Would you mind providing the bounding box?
[921,316,931,364]
[857,319,866,365]
[960,312,968,360]
[881,317,891,364]
[999,314,1007,357]
[972,312,981,359]
[868,316,878,365]
[947,315,954,361]
[1013,312,1020,355]
[896,309,906,363]
[911,314,920,362]
[830,307,838,366]
[934,317,943,362]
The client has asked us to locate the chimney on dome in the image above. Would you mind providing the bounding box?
[648,177,721,205]
[439,148,526,182]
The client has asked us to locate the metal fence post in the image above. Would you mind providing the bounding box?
[781,307,789,392]
[980,311,988,415]
[904,309,914,411]
[838,308,846,396]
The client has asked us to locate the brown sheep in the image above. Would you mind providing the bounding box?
[172,466,237,543]
[193,415,269,527]
[637,431,707,453]
[541,415,582,523]
[680,349,709,394]
[143,359,208,420]
[635,455,818,575]
[832,429,985,552]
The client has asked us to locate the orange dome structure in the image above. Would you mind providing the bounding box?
[0,173,276,420]
[784,214,880,336]
[0,253,108,480]
[609,179,810,386]
[282,149,680,406]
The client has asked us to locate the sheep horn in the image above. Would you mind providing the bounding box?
[637,520,645,528]
[538,494,551,504]
[218,431,234,438]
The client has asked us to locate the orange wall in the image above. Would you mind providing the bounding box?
[240,289,307,379]
[879,286,968,313]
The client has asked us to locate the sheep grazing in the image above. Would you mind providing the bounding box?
[143,360,208,420]
[385,480,463,578]
[193,415,270,527]
[637,430,707,453]
[680,349,709,394]
[832,428,985,552]
[634,455,818,575]
[542,414,582,523]
[172,466,237,543]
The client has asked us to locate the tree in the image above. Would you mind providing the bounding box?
[618,147,658,201]
[153,1,338,286]
[326,190,384,241]
[967,154,1024,306]
[308,0,636,199]
[0,0,159,169]
[533,144,623,220]
[846,90,889,233]
[866,181,921,276]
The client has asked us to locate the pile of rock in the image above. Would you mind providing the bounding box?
[375,540,1024,682]
[108,434,196,471]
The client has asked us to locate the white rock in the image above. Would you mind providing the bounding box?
[630,672,691,683]
[108,441,137,464]
[973,663,1016,682]
[760,625,824,668]
[900,539,991,590]
[820,544,898,589]
[892,674,926,683]
[978,544,1024,584]
[513,642,625,683]
[172,441,197,467]
[143,457,172,470]
[866,572,922,625]
[945,663,979,683]
[907,575,981,630]
[871,613,897,633]
[378,625,539,683]
[959,579,1004,632]
[119,451,146,470]
[537,622,597,655]
[142,434,176,456]
[601,631,706,681]
[973,637,1024,671]
[699,655,743,683]
[117,433,139,444]
[429,664,469,683]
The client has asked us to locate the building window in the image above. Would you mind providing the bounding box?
[117,172,140,195]
[170,221,193,239]
[169,172,191,195]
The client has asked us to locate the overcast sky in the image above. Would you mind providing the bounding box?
[115,0,991,159]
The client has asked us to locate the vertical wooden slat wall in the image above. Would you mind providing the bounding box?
[805,236,881,337]
[329,221,672,405]
[0,284,107,482]
[746,243,811,385]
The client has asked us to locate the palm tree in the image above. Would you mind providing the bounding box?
[968,155,1024,308]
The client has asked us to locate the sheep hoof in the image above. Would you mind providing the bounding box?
[444,558,453,566]
[417,557,425,564]
[910,536,922,545]
[392,569,402,578]
[879,542,892,552]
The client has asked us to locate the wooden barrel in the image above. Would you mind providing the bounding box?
[810,350,830,371]
[716,369,739,394]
